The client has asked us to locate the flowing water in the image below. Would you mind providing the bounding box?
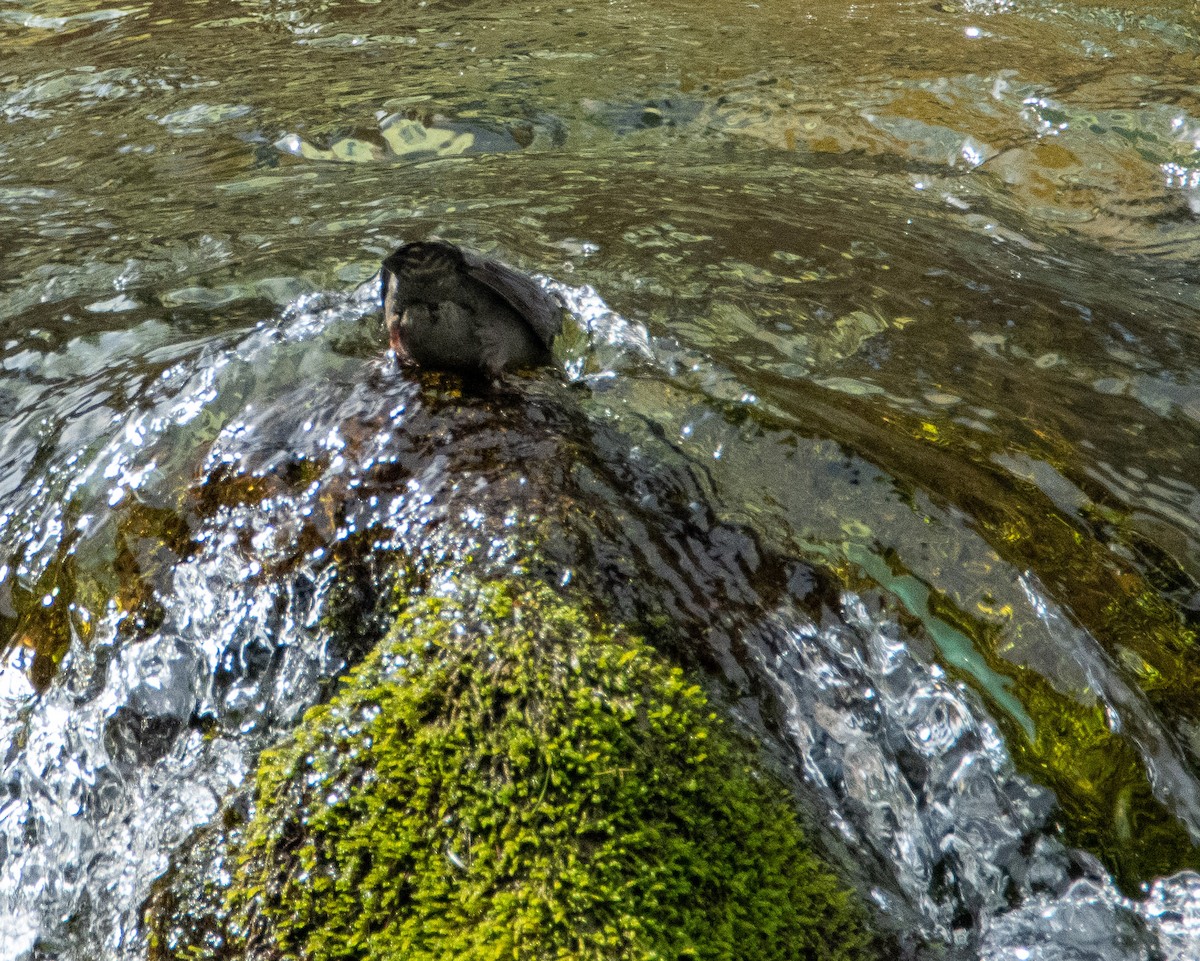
[2,0,1200,958]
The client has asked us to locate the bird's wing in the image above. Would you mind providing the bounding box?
[461,249,564,350]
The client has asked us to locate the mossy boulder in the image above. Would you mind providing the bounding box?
[186,580,877,961]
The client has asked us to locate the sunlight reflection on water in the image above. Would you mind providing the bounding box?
[1,0,1199,957]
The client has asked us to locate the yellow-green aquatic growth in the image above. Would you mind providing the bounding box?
[229,580,876,961]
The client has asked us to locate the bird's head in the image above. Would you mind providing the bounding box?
[381,240,465,354]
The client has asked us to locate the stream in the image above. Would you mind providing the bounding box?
[2,1,1200,958]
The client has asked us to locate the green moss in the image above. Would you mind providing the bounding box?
[224,579,875,961]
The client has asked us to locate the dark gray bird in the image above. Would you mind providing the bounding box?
[380,240,563,380]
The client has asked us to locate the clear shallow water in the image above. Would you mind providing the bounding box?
[1,0,1200,958]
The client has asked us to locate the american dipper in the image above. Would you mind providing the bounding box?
[381,240,563,380]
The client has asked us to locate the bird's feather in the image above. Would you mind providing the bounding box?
[460,248,563,350]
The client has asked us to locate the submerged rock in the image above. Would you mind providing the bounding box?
[147,579,878,961]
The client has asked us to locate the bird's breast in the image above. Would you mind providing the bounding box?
[399,301,481,370]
